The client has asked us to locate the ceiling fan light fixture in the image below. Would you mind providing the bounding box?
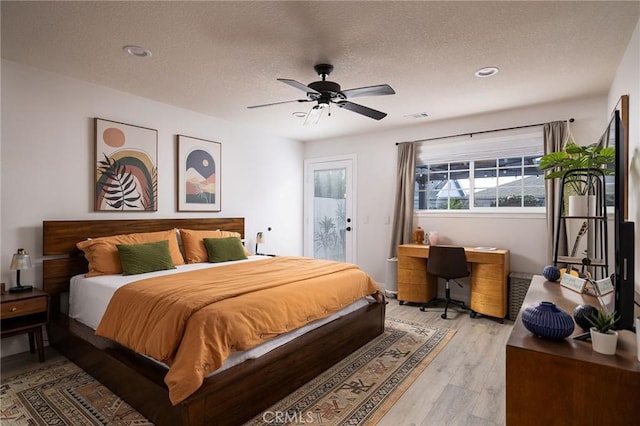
[404,112,429,119]
[474,66,499,78]
[304,103,327,126]
[123,45,152,58]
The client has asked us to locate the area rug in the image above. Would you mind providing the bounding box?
[244,317,455,425]
[0,356,152,426]
[0,317,454,426]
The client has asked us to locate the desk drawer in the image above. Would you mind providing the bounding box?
[471,292,507,318]
[398,267,427,282]
[1,296,47,319]
[398,255,426,270]
[398,280,436,303]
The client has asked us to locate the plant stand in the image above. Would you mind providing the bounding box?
[553,168,609,279]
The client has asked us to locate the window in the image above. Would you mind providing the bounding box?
[414,127,544,211]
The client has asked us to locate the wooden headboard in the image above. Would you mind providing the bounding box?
[43,217,244,312]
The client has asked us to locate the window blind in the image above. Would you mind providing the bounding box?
[416,126,543,165]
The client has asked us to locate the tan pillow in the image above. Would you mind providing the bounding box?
[179,228,248,263]
[77,229,184,277]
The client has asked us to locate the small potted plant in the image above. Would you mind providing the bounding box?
[587,308,619,355]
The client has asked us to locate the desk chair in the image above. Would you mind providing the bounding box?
[420,245,470,319]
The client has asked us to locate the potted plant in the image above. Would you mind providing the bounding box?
[540,142,615,264]
[587,308,619,355]
[539,141,615,195]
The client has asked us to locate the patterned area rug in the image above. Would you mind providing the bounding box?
[0,357,152,425]
[0,317,454,426]
[244,317,455,425]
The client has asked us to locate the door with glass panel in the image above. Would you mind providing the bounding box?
[304,157,355,263]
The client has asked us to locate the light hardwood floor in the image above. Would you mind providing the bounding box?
[1,300,513,425]
[379,300,513,426]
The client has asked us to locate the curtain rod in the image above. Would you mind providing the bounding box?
[396,118,574,145]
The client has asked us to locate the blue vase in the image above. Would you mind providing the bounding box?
[573,304,599,331]
[521,301,575,340]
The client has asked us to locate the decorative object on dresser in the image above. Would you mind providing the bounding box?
[9,248,33,293]
[587,308,619,355]
[520,301,575,340]
[573,303,599,330]
[1,288,49,362]
[177,135,222,212]
[542,264,561,282]
[95,118,158,211]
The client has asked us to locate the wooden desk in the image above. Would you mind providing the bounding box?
[397,244,510,319]
[506,275,640,425]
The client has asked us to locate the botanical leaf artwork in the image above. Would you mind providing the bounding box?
[95,119,158,211]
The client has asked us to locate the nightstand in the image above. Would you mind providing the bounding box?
[1,288,49,362]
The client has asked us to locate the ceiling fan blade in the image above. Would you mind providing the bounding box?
[277,78,321,95]
[336,101,387,120]
[340,84,395,98]
[247,99,312,109]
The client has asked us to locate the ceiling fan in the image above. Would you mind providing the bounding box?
[247,64,395,125]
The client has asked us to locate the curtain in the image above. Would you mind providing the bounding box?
[543,121,570,264]
[389,143,416,258]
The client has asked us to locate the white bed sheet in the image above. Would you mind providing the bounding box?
[69,256,370,375]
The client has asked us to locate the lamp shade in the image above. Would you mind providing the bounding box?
[256,232,265,244]
[10,248,32,270]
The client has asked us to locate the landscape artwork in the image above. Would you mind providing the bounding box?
[177,135,221,211]
[94,118,158,211]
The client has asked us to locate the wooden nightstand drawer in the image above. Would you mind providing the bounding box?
[1,296,47,319]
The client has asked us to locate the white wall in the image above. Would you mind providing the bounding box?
[0,60,304,356]
[305,96,608,287]
[608,16,640,294]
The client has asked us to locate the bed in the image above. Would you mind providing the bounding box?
[42,218,385,426]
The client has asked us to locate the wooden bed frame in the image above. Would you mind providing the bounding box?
[42,218,385,426]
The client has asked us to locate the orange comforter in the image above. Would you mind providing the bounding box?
[95,256,382,405]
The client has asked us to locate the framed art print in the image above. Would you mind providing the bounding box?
[95,118,158,211]
[177,135,221,212]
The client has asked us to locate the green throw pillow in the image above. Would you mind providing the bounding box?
[203,237,248,263]
[116,240,176,275]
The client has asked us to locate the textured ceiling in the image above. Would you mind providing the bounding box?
[2,1,639,141]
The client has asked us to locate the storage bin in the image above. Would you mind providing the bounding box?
[509,272,534,320]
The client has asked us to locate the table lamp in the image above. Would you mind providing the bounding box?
[255,232,265,255]
[9,248,33,293]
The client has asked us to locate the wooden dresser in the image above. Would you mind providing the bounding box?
[397,244,510,319]
[506,275,640,424]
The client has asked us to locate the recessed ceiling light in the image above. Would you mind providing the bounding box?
[123,45,152,58]
[475,66,499,78]
[292,111,307,118]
